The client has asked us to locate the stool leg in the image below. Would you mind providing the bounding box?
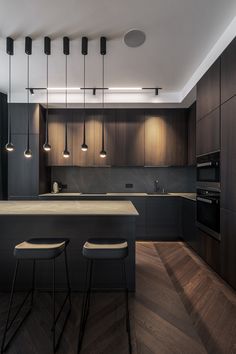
[30,260,36,308]
[64,248,71,308]
[1,260,19,353]
[123,260,132,354]
[52,257,56,353]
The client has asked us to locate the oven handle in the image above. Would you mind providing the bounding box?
[196,197,213,204]
[197,162,213,168]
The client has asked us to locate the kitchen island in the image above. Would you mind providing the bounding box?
[0,200,138,291]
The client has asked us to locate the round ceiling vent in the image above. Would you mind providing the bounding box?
[124,29,146,48]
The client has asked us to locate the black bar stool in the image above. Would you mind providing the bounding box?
[1,238,71,354]
[78,238,132,354]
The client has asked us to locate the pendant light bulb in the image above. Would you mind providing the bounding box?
[5,142,15,152]
[43,142,51,151]
[24,148,32,158]
[100,149,107,158]
[63,149,70,158]
[81,143,88,152]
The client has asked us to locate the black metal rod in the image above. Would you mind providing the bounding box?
[27,54,30,151]
[8,55,12,142]
[52,258,56,352]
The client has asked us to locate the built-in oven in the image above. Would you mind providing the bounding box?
[196,188,221,241]
[197,151,220,189]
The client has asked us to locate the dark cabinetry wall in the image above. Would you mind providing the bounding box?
[197,228,221,273]
[221,37,236,104]
[47,108,189,167]
[187,102,196,166]
[196,108,220,155]
[0,93,8,200]
[8,104,50,199]
[181,199,198,252]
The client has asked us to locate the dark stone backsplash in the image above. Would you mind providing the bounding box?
[51,167,196,193]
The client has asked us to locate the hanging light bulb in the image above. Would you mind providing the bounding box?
[5,37,15,152]
[99,37,107,158]
[43,37,51,152]
[62,37,70,158]
[24,37,32,159]
[81,37,88,152]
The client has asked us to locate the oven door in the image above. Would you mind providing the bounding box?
[196,194,220,240]
[197,152,220,188]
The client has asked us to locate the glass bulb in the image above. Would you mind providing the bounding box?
[63,150,70,158]
[81,143,88,152]
[100,150,106,158]
[43,142,51,152]
[5,142,15,152]
[24,149,32,158]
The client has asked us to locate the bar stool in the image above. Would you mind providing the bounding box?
[78,238,132,354]
[1,238,71,354]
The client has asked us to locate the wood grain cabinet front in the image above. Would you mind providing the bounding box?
[221,37,236,104]
[196,108,220,156]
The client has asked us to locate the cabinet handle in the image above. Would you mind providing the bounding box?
[197,162,213,167]
[196,197,213,204]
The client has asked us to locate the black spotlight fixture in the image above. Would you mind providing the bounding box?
[81,37,88,152]
[99,37,107,158]
[43,36,51,152]
[24,37,32,158]
[62,37,70,158]
[5,37,15,152]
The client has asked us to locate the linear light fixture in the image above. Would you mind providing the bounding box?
[108,87,142,91]
[24,36,32,159]
[62,36,70,159]
[81,36,88,152]
[99,36,107,159]
[43,36,51,152]
[5,37,15,152]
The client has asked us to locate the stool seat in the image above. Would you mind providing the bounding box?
[14,238,69,259]
[83,238,128,259]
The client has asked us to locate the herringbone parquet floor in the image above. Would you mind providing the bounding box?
[0,242,235,354]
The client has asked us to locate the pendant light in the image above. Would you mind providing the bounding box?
[81,37,88,152]
[99,36,107,158]
[63,37,70,158]
[43,37,51,151]
[5,37,14,152]
[24,36,32,158]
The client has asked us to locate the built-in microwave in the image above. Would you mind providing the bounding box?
[197,152,220,190]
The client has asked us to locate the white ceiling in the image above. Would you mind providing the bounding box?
[0,0,236,106]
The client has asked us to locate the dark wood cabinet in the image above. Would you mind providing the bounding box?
[187,102,196,165]
[197,58,220,120]
[221,96,236,212]
[146,197,181,240]
[197,228,221,274]
[145,110,187,166]
[221,208,236,289]
[196,108,220,156]
[113,110,145,166]
[181,199,198,252]
[47,110,73,166]
[221,37,236,104]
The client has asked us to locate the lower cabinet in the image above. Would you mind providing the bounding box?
[181,199,199,253]
[197,228,221,274]
[146,197,181,240]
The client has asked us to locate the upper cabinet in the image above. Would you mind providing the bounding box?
[47,110,73,166]
[113,109,145,166]
[197,58,220,120]
[196,108,220,156]
[187,102,196,166]
[221,37,236,104]
[144,110,187,166]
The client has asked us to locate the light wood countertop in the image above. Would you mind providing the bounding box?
[0,200,139,216]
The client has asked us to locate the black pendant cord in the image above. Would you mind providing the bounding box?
[45,54,49,143]
[26,54,30,151]
[101,54,105,151]
[83,55,86,145]
[8,54,12,142]
[65,54,68,151]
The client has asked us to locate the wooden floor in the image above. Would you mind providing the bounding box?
[0,242,235,354]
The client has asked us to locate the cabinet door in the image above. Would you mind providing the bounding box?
[197,58,220,120]
[146,197,181,240]
[221,96,236,212]
[73,111,95,166]
[197,228,221,274]
[196,108,220,156]
[187,102,196,166]
[47,111,73,166]
[182,199,198,252]
[145,110,187,166]
[113,110,145,166]
[221,208,236,290]
[221,37,236,104]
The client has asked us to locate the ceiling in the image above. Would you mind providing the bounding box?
[0,0,235,106]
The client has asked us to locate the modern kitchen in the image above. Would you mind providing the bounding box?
[0,1,236,353]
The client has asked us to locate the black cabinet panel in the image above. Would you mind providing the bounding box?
[187,102,196,166]
[197,227,221,274]
[197,58,220,120]
[146,197,181,240]
[8,134,39,198]
[196,108,220,156]
[221,37,236,104]
[10,104,40,134]
[221,96,236,212]
[182,199,198,252]
[221,208,236,290]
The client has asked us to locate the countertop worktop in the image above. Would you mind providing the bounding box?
[0,200,139,216]
[38,192,196,201]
